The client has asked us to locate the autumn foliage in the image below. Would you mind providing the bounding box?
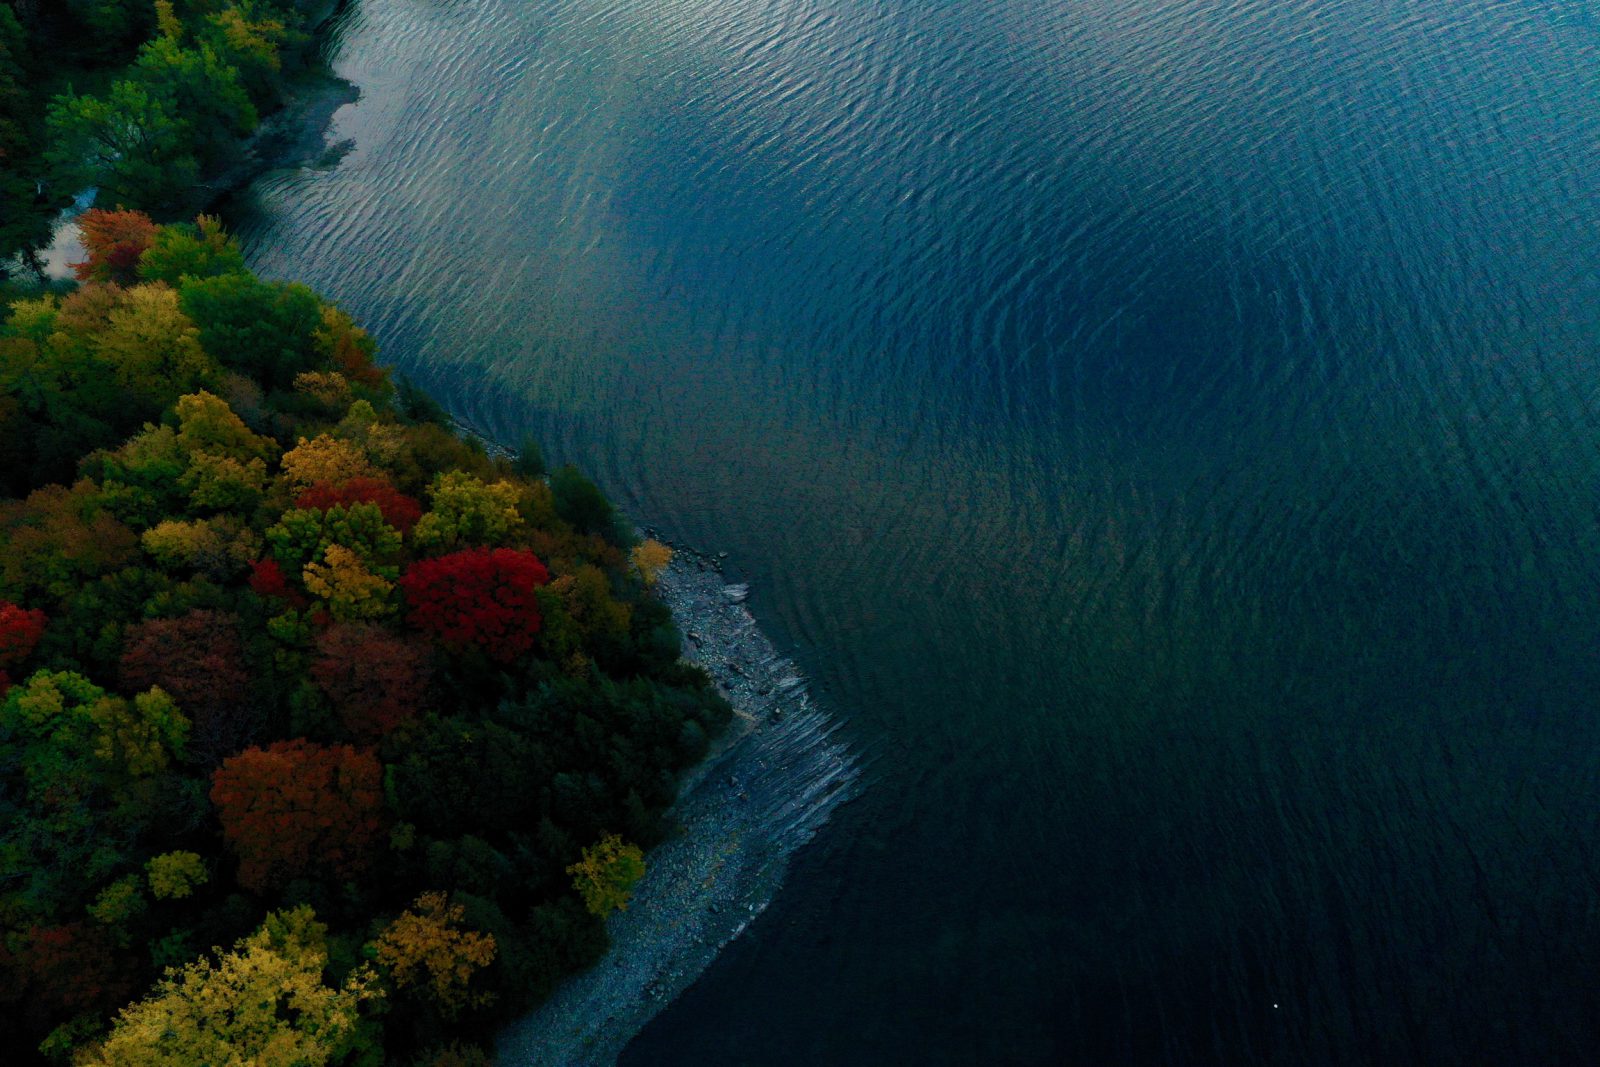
[210,740,385,892]
[371,893,496,1018]
[0,601,45,669]
[297,476,423,534]
[119,610,254,763]
[247,556,298,603]
[0,216,731,1065]
[310,623,432,741]
[400,547,550,663]
[72,209,159,286]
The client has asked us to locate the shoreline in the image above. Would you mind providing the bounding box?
[498,546,861,1065]
[455,422,861,1065]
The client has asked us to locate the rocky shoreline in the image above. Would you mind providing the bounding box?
[496,545,860,1065]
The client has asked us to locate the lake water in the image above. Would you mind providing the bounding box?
[232,0,1600,1061]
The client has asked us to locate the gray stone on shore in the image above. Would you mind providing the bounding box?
[497,548,859,1066]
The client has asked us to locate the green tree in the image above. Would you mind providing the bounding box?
[46,82,198,212]
[178,272,323,388]
[132,37,257,170]
[199,4,293,108]
[138,216,247,285]
[550,465,624,542]
[0,6,49,265]
[92,285,218,414]
[411,471,525,553]
[145,850,207,900]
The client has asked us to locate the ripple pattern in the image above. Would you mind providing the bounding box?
[233,0,1600,1062]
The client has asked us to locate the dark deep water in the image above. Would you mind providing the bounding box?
[233,0,1600,1061]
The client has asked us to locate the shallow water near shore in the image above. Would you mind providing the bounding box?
[232,0,1600,1062]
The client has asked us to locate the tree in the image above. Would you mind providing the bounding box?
[247,556,301,604]
[72,209,158,286]
[550,465,621,541]
[411,471,524,553]
[87,423,189,529]
[46,81,198,212]
[120,609,253,763]
[145,850,207,900]
[310,623,431,742]
[131,36,257,170]
[199,4,292,108]
[0,481,140,608]
[170,390,278,510]
[313,305,386,388]
[138,215,246,286]
[0,672,190,921]
[177,273,323,388]
[278,433,376,490]
[78,906,379,1067]
[629,539,673,589]
[297,477,422,534]
[139,516,260,579]
[566,834,645,915]
[266,501,402,577]
[0,5,50,264]
[0,600,46,669]
[399,548,550,663]
[370,892,496,1018]
[511,437,545,479]
[16,922,135,1034]
[173,390,277,463]
[302,543,395,621]
[92,284,217,413]
[210,740,385,892]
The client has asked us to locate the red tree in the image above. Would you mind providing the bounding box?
[20,923,135,1027]
[297,477,423,534]
[247,557,306,606]
[399,548,549,663]
[120,610,255,763]
[311,623,433,742]
[71,208,158,286]
[0,601,46,669]
[210,739,385,892]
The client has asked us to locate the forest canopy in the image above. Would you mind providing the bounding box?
[0,211,728,1065]
[1,0,333,270]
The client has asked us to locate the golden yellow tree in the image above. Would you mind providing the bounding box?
[370,892,497,1018]
[629,539,673,589]
[302,544,395,621]
[280,434,376,490]
[77,906,379,1066]
[92,286,216,409]
[567,834,646,915]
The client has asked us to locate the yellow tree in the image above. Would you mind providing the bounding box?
[567,834,646,915]
[280,433,376,490]
[411,471,525,553]
[370,892,497,1018]
[629,539,673,589]
[92,286,217,411]
[302,543,395,620]
[77,906,379,1067]
[145,851,207,900]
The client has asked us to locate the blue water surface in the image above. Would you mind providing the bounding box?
[234,0,1600,1061]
